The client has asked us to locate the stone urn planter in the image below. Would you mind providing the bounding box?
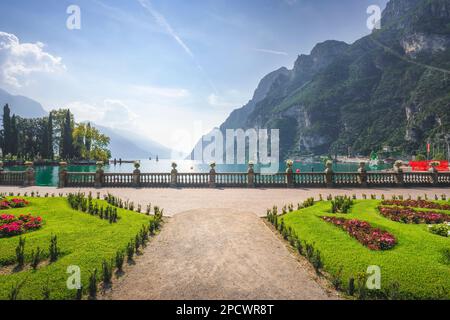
[429,161,440,173]
[325,160,333,173]
[134,161,141,170]
[248,161,255,174]
[394,160,403,173]
[358,161,367,173]
[171,162,178,173]
[285,160,294,173]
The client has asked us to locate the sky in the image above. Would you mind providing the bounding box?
[0,0,388,153]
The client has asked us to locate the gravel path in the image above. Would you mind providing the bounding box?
[105,208,337,300]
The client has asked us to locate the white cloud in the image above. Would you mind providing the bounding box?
[0,31,65,87]
[67,99,138,128]
[254,48,288,56]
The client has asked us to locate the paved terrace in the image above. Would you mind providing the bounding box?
[1,186,449,217]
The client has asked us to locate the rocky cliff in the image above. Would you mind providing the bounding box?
[193,0,450,159]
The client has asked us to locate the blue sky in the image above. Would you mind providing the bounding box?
[0,0,388,152]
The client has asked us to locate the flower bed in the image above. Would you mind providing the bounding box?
[0,214,43,237]
[322,216,397,250]
[378,206,450,224]
[0,198,29,210]
[381,200,450,211]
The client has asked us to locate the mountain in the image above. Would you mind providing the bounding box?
[96,125,173,159]
[0,88,47,118]
[0,88,172,159]
[192,0,450,159]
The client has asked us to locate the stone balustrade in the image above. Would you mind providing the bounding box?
[59,161,450,189]
[0,161,34,186]
[0,160,448,188]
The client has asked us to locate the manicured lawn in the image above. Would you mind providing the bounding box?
[281,200,450,299]
[0,197,155,300]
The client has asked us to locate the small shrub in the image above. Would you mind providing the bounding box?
[296,238,303,256]
[31,247,43,270]
[115,250,125,272]
[311,250,323,273]
[75,286,83,300]
[429,224,449,237]
[88,269,97,299]
[135,234,141,252]
[8,280,25,300]
[126,242,135,261]
[348,277,355,296]
[331,266,343,290]
[49,235,60,262]
[331,196,353,213]
[356,272,367,300]
[101,260,113,285]
[305,242,314,261]
[15,237,26,267]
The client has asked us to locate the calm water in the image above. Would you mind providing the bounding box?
[6,159,390,186]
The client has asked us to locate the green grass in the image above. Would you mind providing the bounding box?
[281,200,450,299]
[0,197,154,300]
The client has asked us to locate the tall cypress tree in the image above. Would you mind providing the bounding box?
[47,112,54,159]
[10,115,18,155]
[2,104,11,154]
[62,110,73,159]
[85,122,92,158]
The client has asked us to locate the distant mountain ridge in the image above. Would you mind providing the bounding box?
[192,0,450,159]
[0,88,47,118]
[0,88,172,159]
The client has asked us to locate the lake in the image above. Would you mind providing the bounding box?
[5,159,391,186]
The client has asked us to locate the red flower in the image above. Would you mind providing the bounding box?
[0,213,43,238]
[378,206,450,224]
[322,216,397,251]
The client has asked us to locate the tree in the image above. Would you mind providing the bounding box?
[61,110,73,159]
[2,104,11,154]
[10,115,18,155]
[73,123,110,162]
[47,112,54,159]
[85,122,92,156]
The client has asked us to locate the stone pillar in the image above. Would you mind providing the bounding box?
[286,160,294,188]
[394,161,404,187]
[170,162,178,187]
[58,162,68,188]
[247,162,255,188]
[133,161,141,188]
[95,161,104,188]
[358,161,367,187]
[209,162,216,188]
[25,161,35,186]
